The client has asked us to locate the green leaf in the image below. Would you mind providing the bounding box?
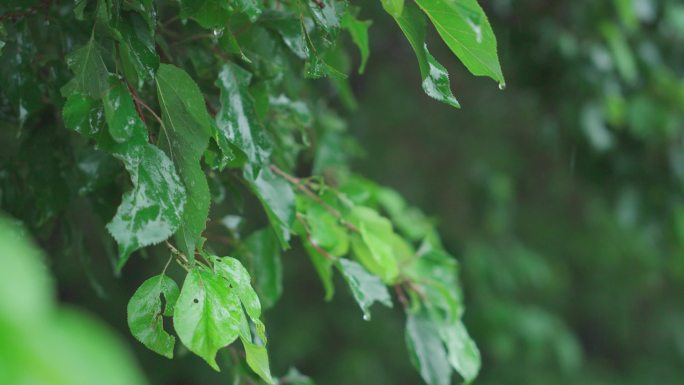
[414,0,505,85]
[63,37,109,98]
[268,15,309,59]
[392,2,460,108]
[341,9,372,74]
[243,228,283,309]
[156,64,214,257]
[103,82,142,143]
[62,94,106,138]
[381,0,404,18]
[305,201,349,257]
[106,140,186,270]
[441,320,480,383]
[308,0,346,37]
[116,13,160,86]
[215,63,271,170]
[337,258,392,320]
[173,267,242,371]
[212,257,263,328]
[348,206,399,282]
[127,274,180,358]
[241,339,275,384]
[179,0,231,29]
[246,166,295,249]
[406,309,452,385]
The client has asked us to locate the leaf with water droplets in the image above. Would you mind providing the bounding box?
[173,267,242,371]
[215,63,271,170]
[212,256,263,330]
[156,64,213,257]
[62,37,109,98]
[127,274,179,358]
[103,82,142,143]
[414,0,505,85]
[392,2,460,108]
[116,13,159,86]
[106,141,186,269]
[337,258,392,320]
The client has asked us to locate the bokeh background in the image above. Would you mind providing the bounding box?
[4,1,684,385]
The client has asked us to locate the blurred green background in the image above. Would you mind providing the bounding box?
[4,0,684,384]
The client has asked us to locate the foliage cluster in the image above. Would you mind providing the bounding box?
[0,1,504,385]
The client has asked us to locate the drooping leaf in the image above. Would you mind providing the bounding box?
[156,64,214,257]
[405,309,452,385]
[62,37,109,98]
[308,0,347,38]
[268,15,309,59]
[212,256,263,328]
[381,0,404,18]
[414,0,505,86]
[173,267,242,371]
[116,13,159,86]
[348,206,399,282]
[103,82,142,143]
[441,320,480,383]
[107,142,186,269]
[392,2,460,108]
[341,9,372,74]
[243,228,283,309]
[246,166,295,249]
[337,258,392,320]
[241,339,275,384]
[126,274,179,358]
[215,63,271,170]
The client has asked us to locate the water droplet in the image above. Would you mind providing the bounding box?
[212,28,224,38]
[498,82,506,90]
[362,313,370,321]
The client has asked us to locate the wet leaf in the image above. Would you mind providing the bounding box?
[341,9,372,74]
[62,37,110,98]
[246,166,295,249]
[392,2,460,108]
[337,258,392,320]
[156,64,213,257]
[127,274,179,358]
[243,228,283,309]
[174,267,242,371]
[406,309,452,385]
[414,0,504,85]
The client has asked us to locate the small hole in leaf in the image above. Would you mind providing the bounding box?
[193,298,199,304]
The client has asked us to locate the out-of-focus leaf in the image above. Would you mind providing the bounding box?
[179,0,231,29]
[243,228,283,309]
[241,339,275,384]
[341,10,372,74]
[405,309,451,385]
[441,320,480,383]
[348,206,399,282]
[337,258,392,320]
[127,274,179,358]
[381,0,404,17]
